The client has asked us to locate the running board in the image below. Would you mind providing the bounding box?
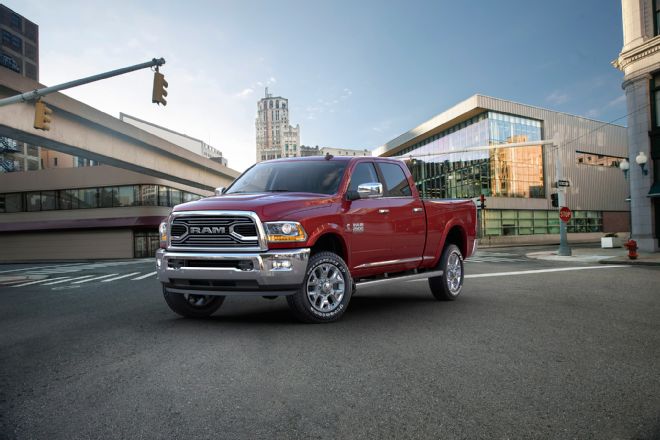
[355,270,444,287]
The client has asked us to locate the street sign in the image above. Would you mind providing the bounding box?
[558,179,570,187]
[559,206,572,222]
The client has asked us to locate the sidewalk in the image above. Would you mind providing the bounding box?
[526,246,660,266]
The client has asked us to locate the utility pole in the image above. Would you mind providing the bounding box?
[554,143,572,256]
[0,58,166,107]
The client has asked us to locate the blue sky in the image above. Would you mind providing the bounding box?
[10,0,625,171]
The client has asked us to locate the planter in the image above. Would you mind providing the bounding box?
[601,237,622,248]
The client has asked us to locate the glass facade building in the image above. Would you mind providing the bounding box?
[400,111,544,200]
[377,95,630,240]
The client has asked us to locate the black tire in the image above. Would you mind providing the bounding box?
[163,286,225,318]
[286,251,353,323]
[428,244,464,301]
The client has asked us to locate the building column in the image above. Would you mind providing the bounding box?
[623,74,658,252]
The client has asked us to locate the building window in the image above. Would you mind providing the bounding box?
[10,13,22,30]
[482,209,602,236]
[404,112,543,199]
[140,185,157,206]
[1,30,22,52]
[575,151,625,167]
[655,0,660,36]
[651,74,660,128]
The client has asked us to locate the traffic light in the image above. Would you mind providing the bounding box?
[479,194,486,209]
[152,70,168,106]
[550,192,559,208]
[33,99,53,131]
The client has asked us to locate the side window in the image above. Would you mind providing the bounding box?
[348,163,379,192]
[378,163,412,197]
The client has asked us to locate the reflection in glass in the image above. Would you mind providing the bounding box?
[140,185,158,206]
[400,112,544,199]
[41,191,57,210]
[158,186,169,206]
[116,186,136,207]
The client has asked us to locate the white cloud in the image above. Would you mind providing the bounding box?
[236,88,254,98]
[372,120,392,133]
[546,91,569,105]
[585,94,626,120]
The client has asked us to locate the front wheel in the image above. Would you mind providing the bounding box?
[286,251,353,323]
[163,287,225,318]
[428,244,464,300]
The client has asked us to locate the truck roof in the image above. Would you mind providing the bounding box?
[260,155,402,165]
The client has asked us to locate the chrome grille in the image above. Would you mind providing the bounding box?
[170,215,259,249]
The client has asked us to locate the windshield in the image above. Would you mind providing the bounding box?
[226,160,348,195]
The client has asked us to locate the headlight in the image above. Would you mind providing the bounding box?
[264,221,307,242]
[159,221,168,249]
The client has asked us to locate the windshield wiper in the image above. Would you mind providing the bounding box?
[267,189,291,192]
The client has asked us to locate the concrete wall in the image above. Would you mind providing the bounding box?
[0,229,133,262]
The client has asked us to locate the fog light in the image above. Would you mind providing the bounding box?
[272,260,292,269]
[238,260,254,271]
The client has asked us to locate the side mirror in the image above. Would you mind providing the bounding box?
[357,182,383,199]
[215,187,226,196]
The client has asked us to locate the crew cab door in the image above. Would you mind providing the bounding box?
[374,161,426,268]
[344,162,393,271]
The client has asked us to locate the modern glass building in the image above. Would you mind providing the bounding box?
[374,95,630,243]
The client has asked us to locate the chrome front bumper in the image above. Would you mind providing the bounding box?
[156,248,310,296]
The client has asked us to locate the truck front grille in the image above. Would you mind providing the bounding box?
[170,215,260,249]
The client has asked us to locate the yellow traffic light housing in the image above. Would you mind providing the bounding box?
[33,100,53,131]
[152,70,168,106]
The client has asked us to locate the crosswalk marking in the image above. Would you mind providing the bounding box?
[101,272,140,283]
[132,271,157,280]
[42,275,96,285]
[72,273,119,284]
[12,277,68,287]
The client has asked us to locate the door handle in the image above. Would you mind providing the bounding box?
[378,209,389,214]
[413,208,423,213]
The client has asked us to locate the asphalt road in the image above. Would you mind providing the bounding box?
[1,247,659,439]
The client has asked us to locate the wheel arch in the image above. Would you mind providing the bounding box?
[309,232,348,262]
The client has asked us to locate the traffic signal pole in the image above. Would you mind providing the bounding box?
[0,58,166,107]
[555,144,572,256]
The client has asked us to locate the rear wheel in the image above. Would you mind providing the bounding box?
[163,287,225,318]
[428,244,464,300]
[286,251,353,323]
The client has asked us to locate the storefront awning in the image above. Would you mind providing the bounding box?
[649,183,660,198]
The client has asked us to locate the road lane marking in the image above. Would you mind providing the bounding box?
[72,273,119,284]
[0,263,87,274]
[12,277,69,287]
[101,272,140,282]
[410,265,629,282]
[132,271,157,280]
[43,275,96,285]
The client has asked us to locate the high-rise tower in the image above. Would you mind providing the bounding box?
[255,88,300,162]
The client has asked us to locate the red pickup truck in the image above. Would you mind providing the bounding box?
[156,155,477,323]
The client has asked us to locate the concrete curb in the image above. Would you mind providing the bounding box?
[598,258,660,266]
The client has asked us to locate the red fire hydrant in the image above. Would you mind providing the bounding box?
[624,239,638,260]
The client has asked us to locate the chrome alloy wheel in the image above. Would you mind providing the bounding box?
[446,252,463,294]
[306,263,345,313]
[185,293,215,308]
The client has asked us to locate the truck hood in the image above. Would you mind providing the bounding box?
[173,192,334,221]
